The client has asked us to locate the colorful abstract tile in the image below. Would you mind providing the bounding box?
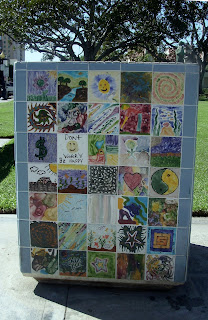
[118,196,147,225]
[88,134,118,166]
[120,104,151,135]
[27,71,57,101]
[58,133,88,165]
[88,224,116,252]
[58,223,87,250]
[58,71,88,102]
[150,167,180,198]
[120,72,152,103]
[117,225,147,254]
[88,166,118,195]
[28,163,57,192]
[30,221,58,248]
[117,253,145,280]
[88,195,117,224]
[57,102,87,133]
[58,194,87,223]
[148,198,178,227]
[119,135,150,166]
[152,73,185,105]
[151,137,182,167]
[146,255,175,281]
[88,103,119,134]
[151,106,183,137]
[88,252,116,278]
[28,133,57,163]
[29,192,57,221]
[27,102,57,133]
[59,250,86,276]
[58,164,87,194]
[31,248,58,275]
[88,71,120,103]
[147,227,176,254]
[118,166,148,196]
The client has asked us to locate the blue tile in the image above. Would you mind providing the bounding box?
[181,138,196,168]
[27,62,57,70]
[89,62,120,70]
[174,255,187,283]
[121,63,152,72]
[178,199,192,227]
[19,247,31,273]
[15,62,27,70]
[176,228,189,255]
[15,102,27,132]
[19,220,30,247]
[17,192,29,220]
[16,133,28,162]
[183,105,197,137]
[179,169,194,198]
[58,62,88,71]
[16,163,28,191]
[184,73,199,105]
[15,71,26,101]
[153,63,185,73]
[185,64,199,73]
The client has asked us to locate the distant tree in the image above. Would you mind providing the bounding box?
[79,80,87,88]
[63,78,71,86]
[58,76,64,85]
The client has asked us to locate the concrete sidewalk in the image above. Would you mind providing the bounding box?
[0,215,208,320]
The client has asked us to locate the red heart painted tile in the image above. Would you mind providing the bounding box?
[124,173,142,191]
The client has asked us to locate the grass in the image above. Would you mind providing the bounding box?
[0,100,207,214]
[0,100,14,138]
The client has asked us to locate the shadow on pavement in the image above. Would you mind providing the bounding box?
[33,244,208,319]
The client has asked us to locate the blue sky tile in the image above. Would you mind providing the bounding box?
[15,102,27,132]
[15,71,26,101]
[27,62,57,70]
[58,62,88,71]
[179,169,193,198]
[185,64,199,73]
[184,73,199,105]
[89,62,120,70]
[178,199,192,227]
[176,228,189,255]
[181,138,196,168]
[174,256,187,283]
[17,192,29,220]
[16,163,28,191]
[15,62,27,70]
[153,63,185,73]
[19,220,30,247]
[16,133,28,162]
[183,105,197,137]
[19,247,31,273]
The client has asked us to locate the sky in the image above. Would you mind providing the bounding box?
[25,50,43,62]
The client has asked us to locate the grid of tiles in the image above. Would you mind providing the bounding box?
[15,62,199,284]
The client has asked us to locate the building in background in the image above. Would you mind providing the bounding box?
[0,34,25,62]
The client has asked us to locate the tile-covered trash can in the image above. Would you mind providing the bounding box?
[15,62,199,285]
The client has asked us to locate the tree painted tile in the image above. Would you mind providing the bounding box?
[58,222,87,250]
[88,224,116,252]
[119,135,150,166]
[59,250,86,276]
[31,248,58,275]
[28,163,57,192]
[117,253,145,280]
[146,255,175,281]
[58,71,88,102]
[57,103,87,133]
[58,194,87,223]
[117,225,147,254]
[88,252,116,278]
[118,196,148,225]
[118,166,148,196]
[29,192,57,221]
[27,102,57,133]
[148,198,178,227]
[27,71,57,101]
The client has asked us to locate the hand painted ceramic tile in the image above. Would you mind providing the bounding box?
[118,196,147,225]
[27,102,57,133]
[152,73,184,105]
[58,71,88,102]
[120,104,151,135]
[146,255,175,281]
[88,134,118,166]
[57,102,87,133]
[58,133,88,165]
[59,250,86,276]
[147,227,176,254]
[88,224,116,252]
[117,253,145,280]
[88,252,116,278]
[151,106,183,137]
[28,133,57,163]
[27,71,57,101]
[31,248,58,275]
[88,195,117,224]
[151,137,182,167]
[118,166,148,196]
[88,71,120,103]
[58,194,87,223]
[30,192,57,221]
[88,103,119,134]
[58,223,87,250]
[119,136,150,166]
[28,163,57,192]
[150,167,180,198]
[30,221,58,248]
[120,72,152,103]
[88,166,118,195]
[148,198,178,227]
[117,225,147,254]
[58,164,87,194]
